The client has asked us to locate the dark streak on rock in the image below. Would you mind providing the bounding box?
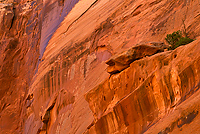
[62,0,99,34]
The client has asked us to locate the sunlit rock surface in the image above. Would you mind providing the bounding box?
[105,42,166,74]
[0,0,200,133]
[85,38,200,133]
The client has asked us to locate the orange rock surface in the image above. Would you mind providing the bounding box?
[0,0,200,133]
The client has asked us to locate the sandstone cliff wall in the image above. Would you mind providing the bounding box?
[0,0,200,133]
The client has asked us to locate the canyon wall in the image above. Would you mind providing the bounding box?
[0,0,200,133]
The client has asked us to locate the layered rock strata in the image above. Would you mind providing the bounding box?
[85,38,200,133]
[0,0,79,133]
[0,0,200,133]
[0,1,42,133]
[106,42,166,74]
[20,0,200,133]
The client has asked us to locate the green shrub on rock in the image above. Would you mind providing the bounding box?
[165,30,194,50]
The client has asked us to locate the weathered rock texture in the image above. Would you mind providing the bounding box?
[0,0,200,133]
[106,42,166,74]
[0,0,42,133]
[85,38,200,133]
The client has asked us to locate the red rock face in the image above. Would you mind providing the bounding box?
[0,0,200,134]
[0,1,42,133]
[85,38,200,133]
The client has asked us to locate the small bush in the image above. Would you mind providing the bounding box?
[174,37,194,49]
[165,30,194,50]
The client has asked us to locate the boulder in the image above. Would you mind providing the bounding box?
[106,42,166,74]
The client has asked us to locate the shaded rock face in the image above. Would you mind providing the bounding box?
[0,0,78,133]
[39,0,79,57]
[0,0,200,134]
[0,0,43,133]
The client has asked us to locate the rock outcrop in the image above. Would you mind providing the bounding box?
[85,38,200,133]
[0,0,200,134]
[106,42,166,74]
